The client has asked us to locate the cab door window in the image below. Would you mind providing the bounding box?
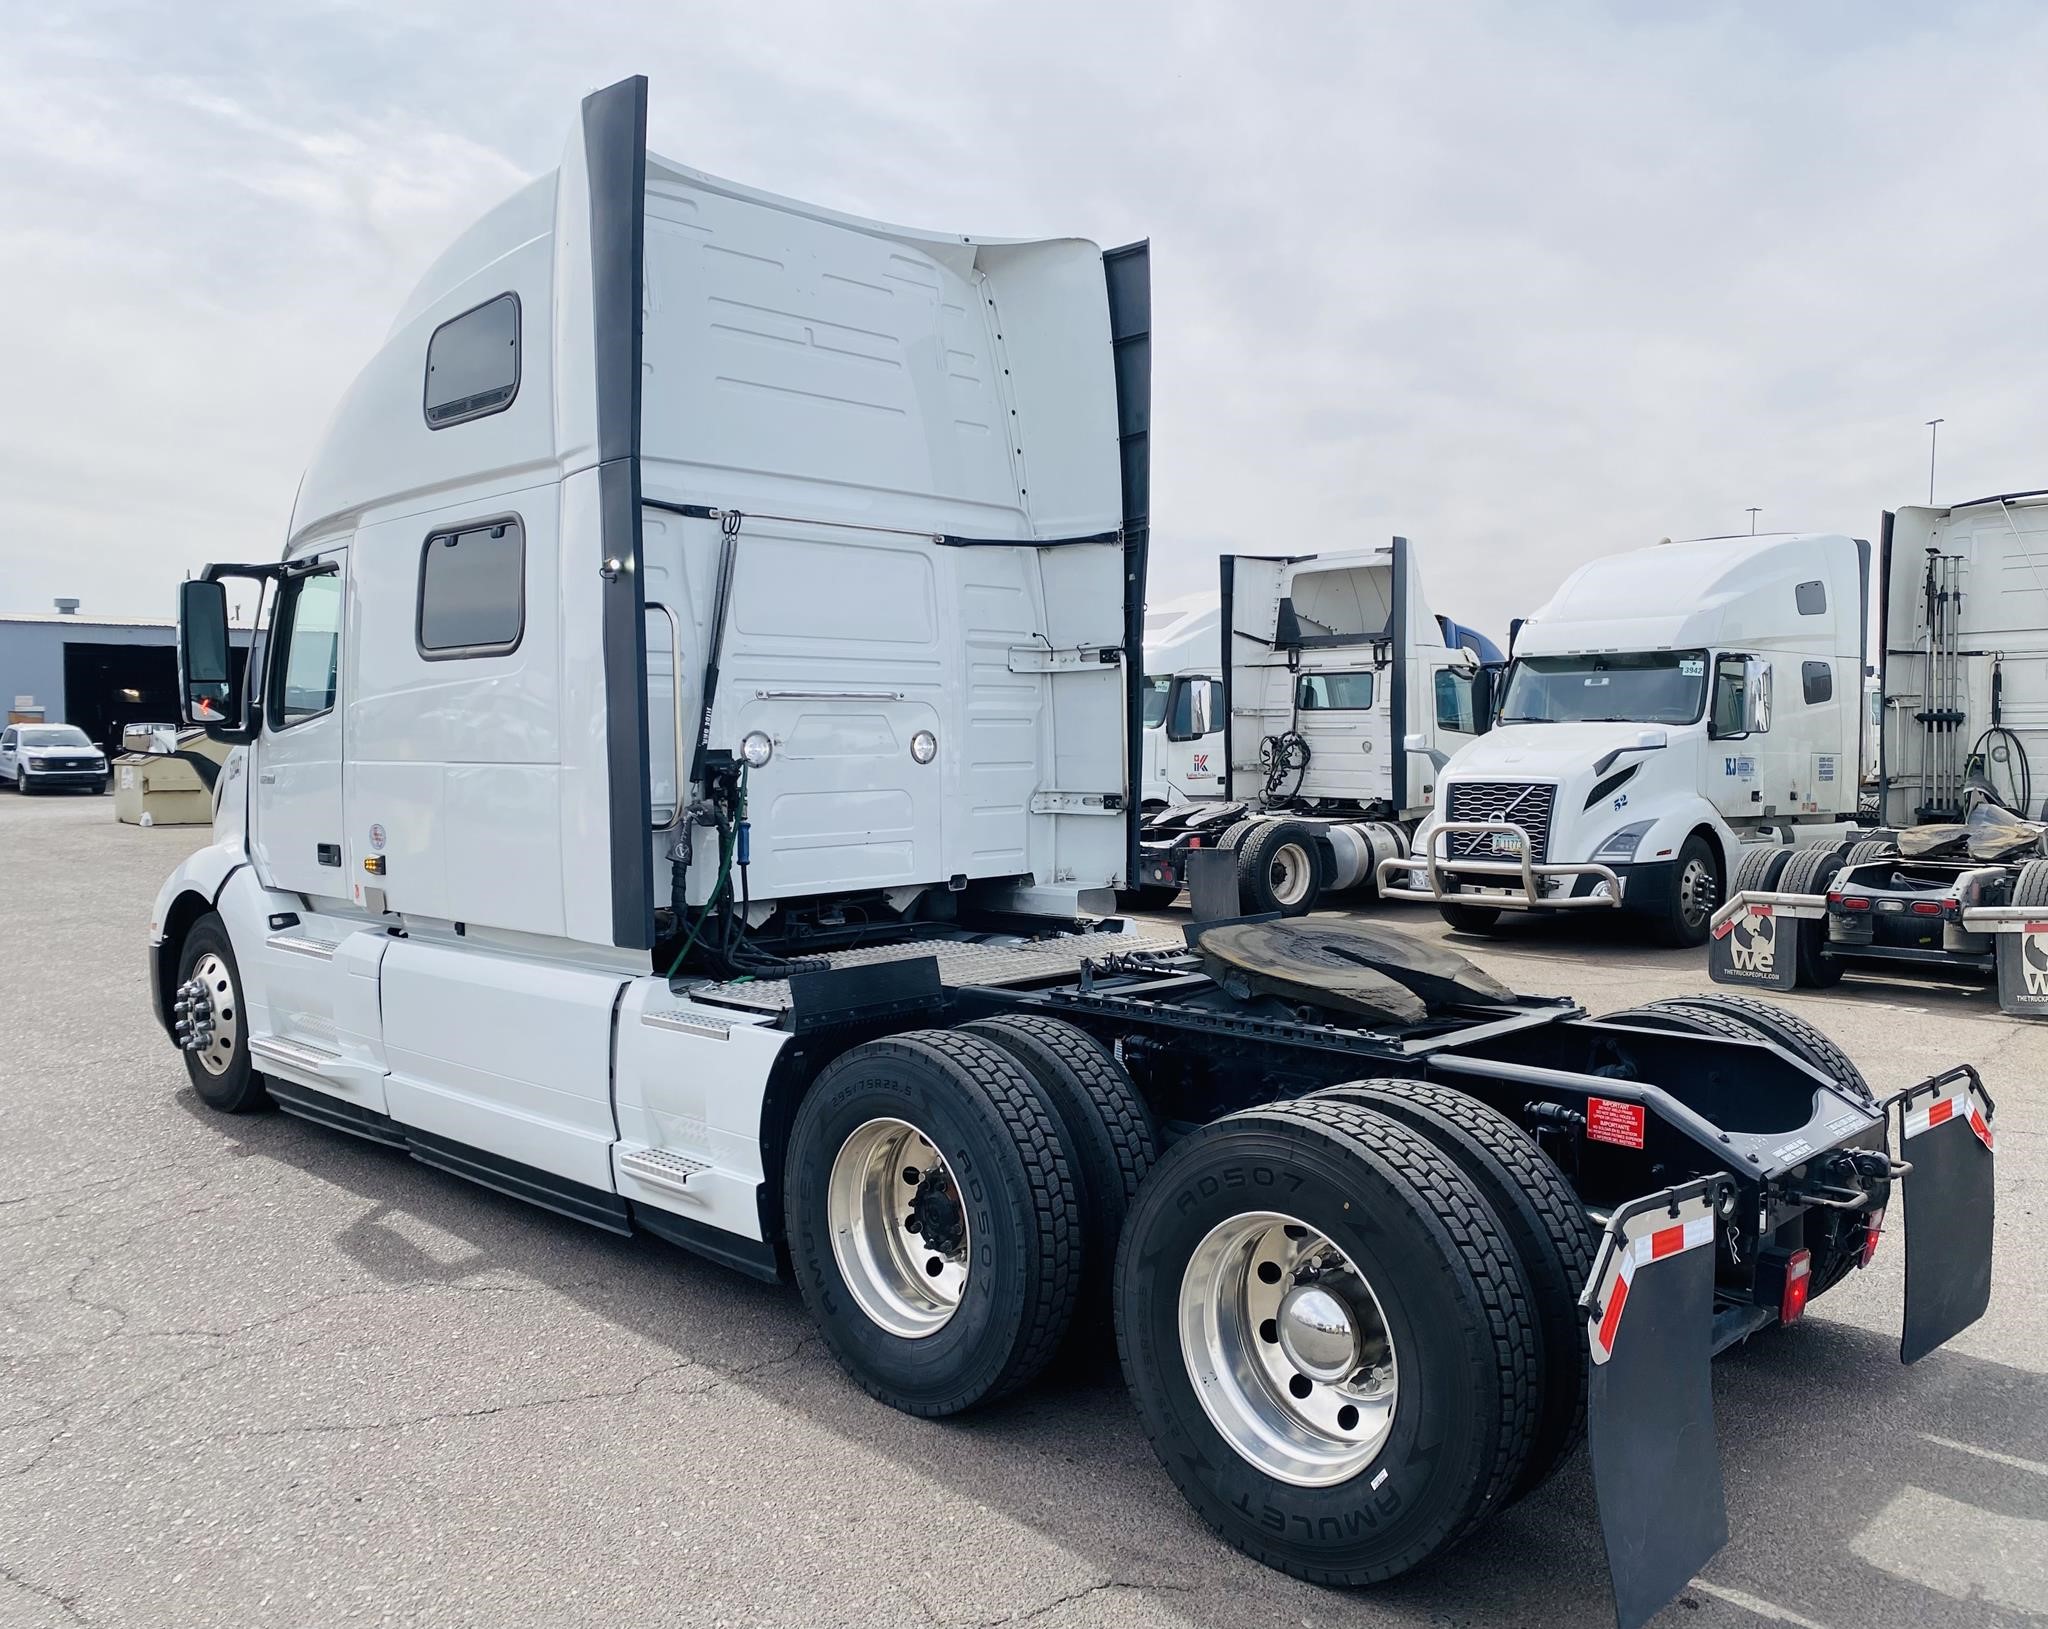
[269,570,342,729]
[1709,656,1750,737]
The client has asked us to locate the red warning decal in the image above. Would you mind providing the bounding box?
[1587,1097,1646,1150]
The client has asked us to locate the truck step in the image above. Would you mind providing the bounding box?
[618,1145,712,1195]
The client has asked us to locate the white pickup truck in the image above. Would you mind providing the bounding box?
[146,78,1989,1629]
[1385,531,1867,944]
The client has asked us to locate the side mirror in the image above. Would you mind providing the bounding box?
[1403,732,1427,752]
[1743,659,1772,734]
[1634,728,1669,752]
[179,580,234,726]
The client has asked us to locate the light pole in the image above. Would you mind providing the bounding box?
[1926,418,1944,504]
[1746,507,1761,535]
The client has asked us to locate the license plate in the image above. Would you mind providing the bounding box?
[1490,832,1524,855]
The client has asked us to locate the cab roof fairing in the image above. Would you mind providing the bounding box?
[1513,532,1864,659]
[289,144,1122,556]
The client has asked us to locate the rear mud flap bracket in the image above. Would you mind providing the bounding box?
[1581,1178,1732,1629]
[1889,1066,1996,1364]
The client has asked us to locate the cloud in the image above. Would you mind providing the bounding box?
[4,1,2048,641]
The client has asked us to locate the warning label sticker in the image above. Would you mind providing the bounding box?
[1587,1097,1647,1150]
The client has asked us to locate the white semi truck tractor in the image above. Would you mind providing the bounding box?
[1384,532,1868,945]
[1130,543,1504,912]
[1138,591,1224,808]
[151,79,1992,1629]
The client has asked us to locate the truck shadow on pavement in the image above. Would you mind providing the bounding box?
[193,1096,2045,1629]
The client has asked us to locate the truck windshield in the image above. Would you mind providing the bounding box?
[1142,675,1172,727]
[20,727,93,748]
[1498,651,1707,724]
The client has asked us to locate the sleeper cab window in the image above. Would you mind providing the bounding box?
[418,519,525,658]
[423,293,520,428]
[1802,660,1833,705]
[1295,672,1375,711]
[1794,579,1826,616]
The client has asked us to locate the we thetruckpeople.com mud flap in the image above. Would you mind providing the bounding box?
[1892,1066,1996,1364]
[1706,891,1819,991]
[1580,1071,1994,1629]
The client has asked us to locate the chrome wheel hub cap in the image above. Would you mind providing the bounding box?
[1178,1211,1398,1486]
[173,953,238,1076]
[1678,856,1716,926]
[827,1117,969,1339]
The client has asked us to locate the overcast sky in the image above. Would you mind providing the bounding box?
[4,1,2046,638]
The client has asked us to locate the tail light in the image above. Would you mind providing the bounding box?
[1780,1248,1813,1324]
[1909,899,1942,916]
[1836,895,1872,913]
[1188,836,1202,848]
[1860,1211,1884,1268]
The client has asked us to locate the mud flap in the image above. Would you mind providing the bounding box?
[1894,1067,1996,1364]
[1582,1180,1731,1629]
[1993,921,2048,1018]
[1708,896,1801,990]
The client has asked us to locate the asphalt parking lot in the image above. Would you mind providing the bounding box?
[2,792,2042,1629]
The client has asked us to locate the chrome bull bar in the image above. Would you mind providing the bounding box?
[1374,819,1623,911]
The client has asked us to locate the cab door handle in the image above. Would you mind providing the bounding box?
[316,844,342,867]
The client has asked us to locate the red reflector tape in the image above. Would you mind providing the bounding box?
[1587,1097,1646,1150]
[1712,917,1734,940]
[1589,1210,1715,1361]
[2029,921,2048,934]
[1597,1273,1629,1355]
[1968,1107,1995,1151]
[1903,1083,1993,1145]
[1929,1097,1954,1128]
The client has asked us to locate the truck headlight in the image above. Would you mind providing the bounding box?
[1592,820,1655,862]
[740,731,774,768]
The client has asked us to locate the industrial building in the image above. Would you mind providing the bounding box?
[0,605,253,752]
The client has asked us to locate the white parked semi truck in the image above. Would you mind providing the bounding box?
[1384,532,1868,945]
[1138,590,1223,807]
[1708,492,2048,1015]
[1130,543,1504,912]
[153,79,1992,1629]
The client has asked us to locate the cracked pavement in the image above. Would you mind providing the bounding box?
[2,795,2044,1628]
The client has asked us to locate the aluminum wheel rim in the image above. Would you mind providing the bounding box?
[1268,842,1313,908]
[827,1117,970,1339]
[1678,855,1717,928]
[190,952,239,1077]
[1178,1210,1398,1486]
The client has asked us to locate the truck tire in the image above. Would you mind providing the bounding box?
[961,1015,1157,1338]
[1647,833,1722,947]
[1632,995,1875,1109]
[1775,847,1844,986]
[175,914,268,1113]
[1438,900,1503,935]
[785,1030,1083,1416]
[1846,838,1897,864]
[1238,820,1326,916]
[1217,819,1259,856]
[2013,857,2048,909]
[1309,1079,1593,1501]
[1732,844,1792,898]
[1115,1095,1538,1584]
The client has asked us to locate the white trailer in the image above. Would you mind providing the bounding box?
[1129,543,1503,913]
[151,80,1992,1629]
[1384,532,1867,945]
